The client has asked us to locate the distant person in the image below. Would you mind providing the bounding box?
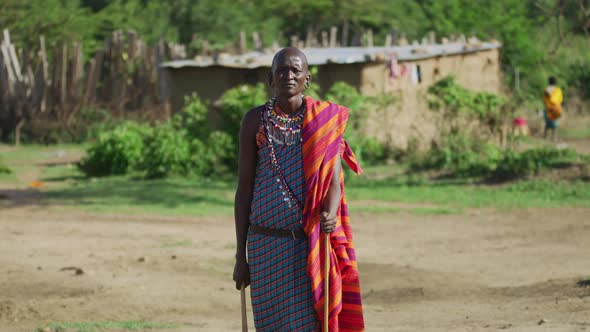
[542,76,563,141]
[232,47,365,331]
[512,115,530,145]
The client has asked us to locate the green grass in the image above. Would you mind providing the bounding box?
[44,176,235,216]
[0,144,86,187]
[40,163,83,180]
[0,169,17,183]
[36,321,178,332]
[38,170,590,216]
[0,155,14,181]
[350,205,402,214]
[161,239,193,248]
[410,207,462,215]
[0,144,85,163]
[561,127,590,140]
[346,175,590,210]
[2,144,590,216]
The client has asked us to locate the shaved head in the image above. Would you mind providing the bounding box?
[272,47,309,73]
[269,47,311,100]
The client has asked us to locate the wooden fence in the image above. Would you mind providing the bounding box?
[0,26,428,144]
[0,29,185,144]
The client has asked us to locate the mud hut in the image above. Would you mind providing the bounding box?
[161,41,502,149]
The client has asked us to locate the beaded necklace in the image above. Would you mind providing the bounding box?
[261,96,306,212]
[263,96,305,146]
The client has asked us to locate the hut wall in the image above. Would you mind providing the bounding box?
[359,48,502,149]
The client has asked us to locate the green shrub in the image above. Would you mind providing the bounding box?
[217,83,268,139]
[139,124,193,179]
[359,137,386,165]
[410,135,499,176]
[325,82,365,112]
[428,76,507,135]
[494,147,580,178]
[188,137,211,176]
[0,159,10,174]
[305,66,321,100]
[77,107,116,141]
[567,61,590,99]
[346,135,387,166]
[173,93,210,140]
[216,83,267,169]
[411,137,584,179]
[78,122,151,177]
[204,131,236,175]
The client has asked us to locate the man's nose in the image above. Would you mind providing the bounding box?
[287,70,295,79]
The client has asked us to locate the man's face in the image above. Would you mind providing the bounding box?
[271,52,309,98]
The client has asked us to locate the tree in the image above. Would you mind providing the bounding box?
[0,0,97,49]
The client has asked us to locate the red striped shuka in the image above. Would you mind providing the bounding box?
[302,97,365,331]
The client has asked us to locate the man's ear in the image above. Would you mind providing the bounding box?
[305,73,312,89]
[267,72,274,88]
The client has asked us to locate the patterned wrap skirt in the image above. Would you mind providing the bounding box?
[247,130,319,331]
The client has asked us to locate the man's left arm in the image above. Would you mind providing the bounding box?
[320,152,342,233]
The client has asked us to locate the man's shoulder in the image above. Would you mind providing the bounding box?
[245,105,264,117]
[241,106,263,132]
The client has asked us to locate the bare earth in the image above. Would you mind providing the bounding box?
[0,204,589,332]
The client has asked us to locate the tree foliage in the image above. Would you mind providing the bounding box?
[1,0,588,99]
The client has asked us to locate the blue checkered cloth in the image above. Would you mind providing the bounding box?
[247,137,319,332]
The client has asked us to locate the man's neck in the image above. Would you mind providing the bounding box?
[275,95,303,114]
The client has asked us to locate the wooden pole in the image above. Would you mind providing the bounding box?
[305,26,313,48]
[240,284,248,332]
[252,31,262,52]
[342,21,349,47]
[239,31,247,54]
[329,26,337,48]
[324,233,330,332]
[321,31,329,48]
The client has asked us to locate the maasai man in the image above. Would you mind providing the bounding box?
[543,76,564,141]
[233,47,365,331]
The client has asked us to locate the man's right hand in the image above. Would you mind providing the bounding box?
[233,258,250,290]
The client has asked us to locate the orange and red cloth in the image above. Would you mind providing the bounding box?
[302,96,365,331]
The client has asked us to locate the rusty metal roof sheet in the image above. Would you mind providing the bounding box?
[160,42,501,69]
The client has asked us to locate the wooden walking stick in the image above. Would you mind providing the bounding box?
[240,284,248,332]
[324,233,330,332]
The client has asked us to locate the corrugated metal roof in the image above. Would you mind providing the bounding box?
[160,42,501,69]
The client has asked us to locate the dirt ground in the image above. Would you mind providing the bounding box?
[0,204,589,332]
[1,114,589,331]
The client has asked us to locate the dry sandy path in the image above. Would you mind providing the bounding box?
[1,205,589,332]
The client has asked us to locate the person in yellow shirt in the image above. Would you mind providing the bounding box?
[542,76,563,141]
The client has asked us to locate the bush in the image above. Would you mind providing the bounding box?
[410,135,502,177]
[325,82,365,112]
[0,159,10,174]
[345,135,388,166]
[173,93,210,140]
[428,76,507,135]
[204,131,236,175]
[78,122,151,177]
[410,135,584,179]
[139,124,193,178]
[568,61,590,99]
[217,83,268,139]
[494,147,580,178]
